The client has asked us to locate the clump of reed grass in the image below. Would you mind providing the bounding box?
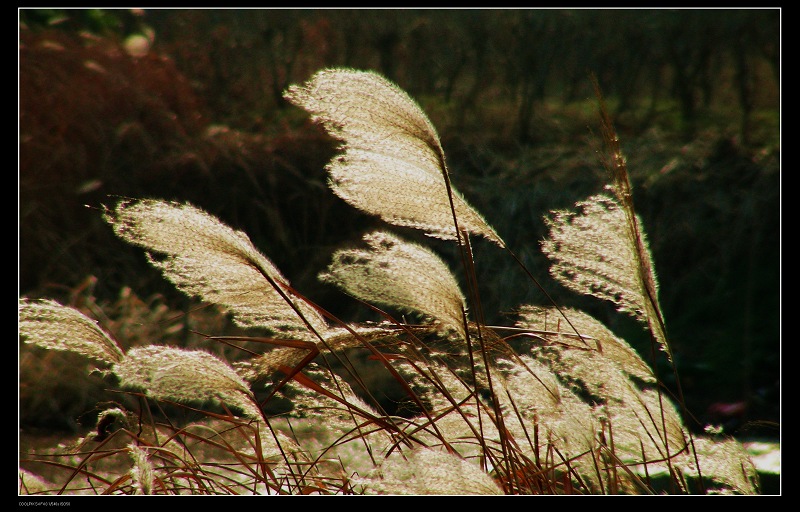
[19,67,761,495]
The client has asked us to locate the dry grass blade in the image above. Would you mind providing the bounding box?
[284,68,504,246]
[592,77,670,360]
[19,468,54,495]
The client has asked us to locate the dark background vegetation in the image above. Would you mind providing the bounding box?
[19,8,779,441]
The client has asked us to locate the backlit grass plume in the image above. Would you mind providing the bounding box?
[104,198,328,339]
[114,345,263,420]
[355,447,504,495]
[283,67,504,247]
[281,362,383,435]
[19,298,124,365]
[18,299,262,419]
[319,230,468,339]
[586,80,671,361]
[516,305,655,383]
[522,275,686,475]
[128,444,155,495]
[493,355,599,456]
[689,437,759,495]
[18,68,766,495]
[541,194,669,358]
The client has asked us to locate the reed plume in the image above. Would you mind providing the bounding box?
[235,322,397,382]
[355,447,504,495]
[19,298,124,366]
[516,305,655,383]
[104,198,328,339]
[17,67,765,496]
[689,437,759,494]
[320,230,468,339]
[594,80,670,360]
[284,67,504,246]
[541,194,669,358]
[128,443,155,495]
[113,345,262,419]
[18,298,263,419]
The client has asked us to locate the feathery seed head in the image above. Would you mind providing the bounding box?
[541,194,669,358]
[104,199,328,338]
[284,68,504,246]
[686,437,759,495]
[128,444,154,495]
[320,230,468,339]
[19,298,125,365]
[113,345,261,419]
[234,323,399,382]
[516,305,654,383]
[356,447,504,495]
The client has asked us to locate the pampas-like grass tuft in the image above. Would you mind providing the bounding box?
[18,68,766,496]
[541,194,669,359]
[355,447,504,495]
[516,305,655,384]
[19,298,125,365]
[113,345,262,419]
[320,230,468,339]
[284,68,504,247]
[104,199,328,339]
